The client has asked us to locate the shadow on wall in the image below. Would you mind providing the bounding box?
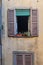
[0,45,2,65]
[2,54,5,65]
[0,6,2,45]
[0,0,2,64]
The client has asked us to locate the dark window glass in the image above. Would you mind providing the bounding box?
[17,16,28,33]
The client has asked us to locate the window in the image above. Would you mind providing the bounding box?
[7,9,38,37]
[13,52,34,65]
[16,16,29,36]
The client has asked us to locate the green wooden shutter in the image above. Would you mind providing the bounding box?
[7,9,14,36]
[16,9,30,16]
[31,9,38,36]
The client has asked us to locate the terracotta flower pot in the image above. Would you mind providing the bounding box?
[16,34,22,36]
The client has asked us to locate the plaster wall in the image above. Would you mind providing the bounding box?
[2,0,43,65]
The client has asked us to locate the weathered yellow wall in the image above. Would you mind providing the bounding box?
[2,0,43,65]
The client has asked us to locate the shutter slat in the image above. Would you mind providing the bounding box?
[7,9,14,36]
[31,9,38,36]
[25,55,32,65]
[16,55,23,65]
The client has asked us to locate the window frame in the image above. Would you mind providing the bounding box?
[7,9,38,38]
[13,51,34,65]
[14,9,31,37]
